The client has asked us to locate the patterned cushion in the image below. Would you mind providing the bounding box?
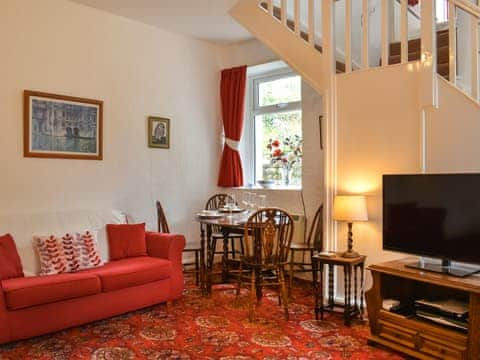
[77,231,104,270]
[34,231,104,275]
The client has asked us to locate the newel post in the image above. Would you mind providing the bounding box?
[322,0,337,251]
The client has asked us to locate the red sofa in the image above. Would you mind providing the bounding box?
[0,232,185,344]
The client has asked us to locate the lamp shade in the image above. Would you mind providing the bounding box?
[333,195,368,222]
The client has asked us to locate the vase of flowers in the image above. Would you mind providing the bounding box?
[267,135,303,185]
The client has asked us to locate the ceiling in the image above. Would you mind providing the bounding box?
[70,0,253,44]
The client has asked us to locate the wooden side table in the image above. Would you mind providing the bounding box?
[311,252,366,326]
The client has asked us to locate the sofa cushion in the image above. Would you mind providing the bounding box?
[34,231,105,276]
[2,273,101,310]
[0,234,24,280]
[106,223,147,260]
[83,256,172,292]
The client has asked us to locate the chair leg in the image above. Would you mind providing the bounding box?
[208,238,217,269]
[231,238,236,259]
[249,270,257,321]
[240,237,245,255]
[195,250,200,286]
[279,267,289,320]
[236,261,243,296]
[289,250,295,297]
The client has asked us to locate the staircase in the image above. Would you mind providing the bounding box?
[388,29,450,80]
[259,1,346,73]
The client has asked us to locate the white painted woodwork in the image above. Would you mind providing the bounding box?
[449,1,457,86]
[470,15,479,100]
[362,0,369,68]
[345,0,352,72]
[308,0,315,46]
[400,0,408,64]
[294,0,300,36]
[381,0,389,67]
[281,0,287,26]
[267,0,273,15]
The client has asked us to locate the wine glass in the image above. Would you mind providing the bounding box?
[257,195,266,209]
[226,193,236,217]
[242,192,251,210]
[250,193,257,210]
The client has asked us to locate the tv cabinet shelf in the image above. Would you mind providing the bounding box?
[366,258,480,360]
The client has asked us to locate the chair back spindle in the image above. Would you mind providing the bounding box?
[307,204,324,251]
[156,201,171,233]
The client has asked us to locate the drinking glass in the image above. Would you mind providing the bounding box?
[250,193,257,210]
[257,194,266,209]
[242,192,251,209]
[226,193,236,217]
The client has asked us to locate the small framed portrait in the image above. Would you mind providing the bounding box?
[148,116,170,149]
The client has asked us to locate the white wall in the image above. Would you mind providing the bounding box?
[0,0,222,269]
[335,64,422,294]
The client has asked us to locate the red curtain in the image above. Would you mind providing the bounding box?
[217,65,247,187]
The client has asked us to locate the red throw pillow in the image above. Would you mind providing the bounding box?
[0,234,24,280]
[106,223,147,260]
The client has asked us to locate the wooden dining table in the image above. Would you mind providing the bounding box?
[195,210,252,296]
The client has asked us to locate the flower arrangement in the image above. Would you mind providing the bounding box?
[267,135,303,184]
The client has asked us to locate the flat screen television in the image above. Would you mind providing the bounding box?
[383,174,480,277]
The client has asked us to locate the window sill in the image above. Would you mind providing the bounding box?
[233,185,302,191]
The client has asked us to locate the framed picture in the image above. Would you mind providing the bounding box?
[24,90,103,160]
[148,117,170,149]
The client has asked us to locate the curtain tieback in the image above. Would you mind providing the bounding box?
[225,137,240,152]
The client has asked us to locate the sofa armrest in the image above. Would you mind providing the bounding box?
[0,281,10,343]
[146,232,185,271]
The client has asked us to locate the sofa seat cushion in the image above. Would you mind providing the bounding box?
[2,273,101,310]
[83,256,172,292]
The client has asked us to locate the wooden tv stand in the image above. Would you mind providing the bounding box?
[366,258,480,359]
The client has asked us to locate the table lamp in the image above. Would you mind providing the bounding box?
[333,195,368,258]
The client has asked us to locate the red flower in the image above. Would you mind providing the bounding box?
[272,149,282,157]
[272,140,280,147]
[408,0,419,6]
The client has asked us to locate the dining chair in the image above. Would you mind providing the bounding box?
[156,200,200,285]
[236,208,294,321]
[288,204,323,294]
[205,194,245,269]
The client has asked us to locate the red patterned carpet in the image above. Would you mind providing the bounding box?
[0,277,406,359]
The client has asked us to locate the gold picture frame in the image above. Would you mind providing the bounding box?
[148,116,170,149]
[24,90,103,160]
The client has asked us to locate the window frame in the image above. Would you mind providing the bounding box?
[243,67,302,187]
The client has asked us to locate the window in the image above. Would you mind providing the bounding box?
[244,66,302,187]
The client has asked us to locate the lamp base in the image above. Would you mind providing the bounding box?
[341,250,360,258]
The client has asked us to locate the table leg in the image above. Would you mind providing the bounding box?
[222,230,229,283]
[360,262,365,319]
[328,264,334,308]
[206,225,213,295]
[200,224,207,296]
[319,262,324,320]
[312,259,319,320]
[354,264,358,314]
[344,265,352,326]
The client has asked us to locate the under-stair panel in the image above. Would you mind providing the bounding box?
[425,77,480,173]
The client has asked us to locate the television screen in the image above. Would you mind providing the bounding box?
[383,174,480,265]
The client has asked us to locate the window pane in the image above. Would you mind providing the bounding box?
[258,76,301,107]
[255,111,302,186]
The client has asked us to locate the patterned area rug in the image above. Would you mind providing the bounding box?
[0,278,406,359]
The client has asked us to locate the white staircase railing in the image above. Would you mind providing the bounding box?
[258,0,480,102]
[448,0,480,101]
